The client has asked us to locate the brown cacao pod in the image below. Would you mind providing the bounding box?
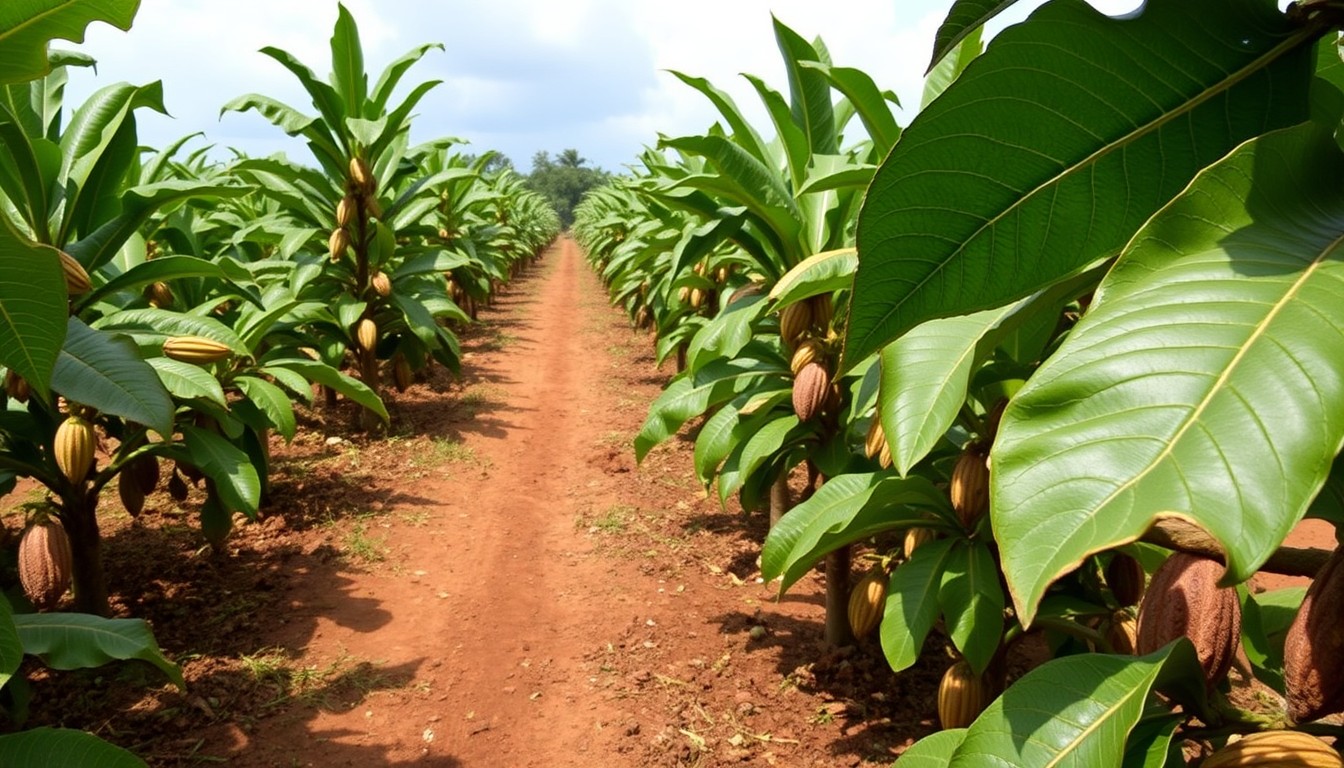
[791,339,825,376]
[349,156,374,192]
[167,471,189,501]
[118,474,145,518]
[128,454,160,494]
[810,293,834,329]
[18,517,73,610]
[848,567,887,638]
[1107,553,1146,607]
[779,301,813,347]
[1202,730,1343,768]
[336,194,357,228]
[949,448,990,528]
[371,271,393,298]
[329,227,350,263]
[393,354,412,392]
[792,361,830,421]
[59,250,91,295]
[356,318,378,352]
[4,371,29,403]
[163,336,232,364]
[864,415,886,460]
[937,660,994,730]
[904,527,935,558]
[1136,552,1241,689]
[146,281,174,308]
[1105,610,1138,655]
[54,415,95,485]
[1284,547,1344,723]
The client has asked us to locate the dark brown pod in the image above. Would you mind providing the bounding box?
[1284,547,1344,723]
[792,361,830,421]
[1136,552,1241,689]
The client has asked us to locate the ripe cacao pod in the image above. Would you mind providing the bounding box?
[1202,730,1343,768]
[356,318,378,352]
[1136,552,1241,689]
[1284,547,1344,723]
[163,336,232,364]
[4,371,29,403]
[791,339,825,377]
[1107,553,1146,607]
[371,271,392,298]
[393,354,412,392]
[878,440,893,470]
[119,474,145,518]
[949,448,990,528]
[146,281,174,308]
[811,293,834,329]
[1105,610,1138,655]
[18,516,73,610]
[677,286,691,304]
[54,415,95,485]
[689,286,705,309]
[349,156,374,192]
[779,301,813,347]
[864,416,886,460]
[329,227,350,262]
[336,194,357,228]
[59,250,91,295]
[848,567,887,638]
[715,265,731,283]
[792,361,830,422]
[904,527,935,558]
[937,660,994,730]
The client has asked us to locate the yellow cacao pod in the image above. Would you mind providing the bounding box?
[848,567,887,638]
[329,227,350,262]
[356,318,378,352]
[1107,553,1146,608]
[59,250,91,295]
[393,354,412,392]
[1105,610,1138,655]
[810,293,834,329]
[146,281,174,308]
[864,415,886,460]
[791,361,830,422]
[438,227,451,240]
[349,156,374,192]
[1202,730,1343,768]
[677,286,691,304]
[878,440,892,470]
[904,527,935,558]
[54,415,95,485]
[18,517,73,611]
[336,194,357,228]
[715,265,731,283]
[937,660,994,730]
[689,286,705,309]
[791,339,825,377]
[779,301,813,347]
[163,336,232,364]
[371,271,392,298]
[949,448,990,528]
[4,371,29,403]
[1284,547,1344,723]
[1136,552,1241,689]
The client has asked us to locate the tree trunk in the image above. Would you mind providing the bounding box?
[357,349,382,432]
[824,546,854,647]
[769,473,791,529]
[60,492,109,616]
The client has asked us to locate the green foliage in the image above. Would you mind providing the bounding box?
[526,149,609,227]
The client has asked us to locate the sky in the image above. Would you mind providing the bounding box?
[58,0,1139,174]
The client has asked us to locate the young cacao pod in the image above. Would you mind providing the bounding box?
[18,516,73,610]
[937,660,994,730]
[393,354,412,392]
[329,227,350,263]
[847,567,887,638]
[371,271,393,298]
[54,415,95,485]
[949,447,990,528]
[163,336,232,364]
[677,286,691,304]
[904,527,935,558]
[356,318,378,352]
[1284,547,1344,723]
[59,250,91,295]
[167,471,189,502]
[1107,553,1147,607]
[791,339,825,377]
[128,454,160,494]
[1105,609,1138,655]
[689,286,705,309]
[4,371,29,403]
[1202,730,1342,768]
[791,361,830,421]
[146,281,174,308]
[779,301,813,348]
[118,474,145,518]
[1136,552,1241,689]
[336,194,357,228]
[349,156,374,192]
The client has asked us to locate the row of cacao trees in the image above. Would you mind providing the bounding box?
[575,2,1344,765]
[0,2,558,763]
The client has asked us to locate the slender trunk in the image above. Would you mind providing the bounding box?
[61,492,108,616]
[357,349,382,432]
[676,343,688,373]
[769,473,791,528]
[824,546,854,647]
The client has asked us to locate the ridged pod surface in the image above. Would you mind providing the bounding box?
[791,339,825,376]
[329,227,350,262]
[810,293,834,329]
[848,567,887,638]
[1136,552,1241,689]
[689,286,705,309]
[864,416,886,460]
[349,156,374,192]
[163,336,232,364]
[779,301,813,347]
[18,517,73,610]
[1107,553,1147,607]
[393,354,412,392]
[59,250,90,294]
[792,362,830,421]
[937,660,993,730]
[371,271,392,298]
[1106,610,1138,655]
[336,195,357,228]
[949,448,989,528]
[904,527,935,558]
[1284,547,1344,723]
[356,318,378,352]
[147,281,174,308]
[1202,730,1342,768]
[54,415,95,484]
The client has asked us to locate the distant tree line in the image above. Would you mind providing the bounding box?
[525,149,610,228]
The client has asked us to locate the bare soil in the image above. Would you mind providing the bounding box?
[2,237,945,767]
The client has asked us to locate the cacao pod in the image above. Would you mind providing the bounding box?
[371,271,393,298]
[1136,552,1241,689]
[1284,547,1344,723]
[128,454,160,494]
[1202,730,1343,768]
[810,293,834,329]
[904,527,935,558]
[329,227,350,262]
[4,371,29,403]
[59,250,91,295]
[791,339,825,377]
[167,471,189,502]
[689,286,705,309]
[365,193,382,220]
[864,415,886,460]
[349,156,374,192]
[848,567,887,638]
[635,306,652,329]
[147,281,174,308]
[1105,610,1138,655]
[393,354,412,392]
[715,265,731,283]
[792,361,830,421]
[18,516,73,610]
[336,194,357,228]
[949,448,990,528]
[119,474,145,518]
[1107,553,1146,607]
[356,318,378,352]
[178,459,204,484]
[54,415,95,485]
[779,301,813,347]
[878,440,892,470]
[937,660,994,730]
[163,336,232,364]
[677,286,691,304]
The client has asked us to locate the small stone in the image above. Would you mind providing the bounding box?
[748,625,767,641]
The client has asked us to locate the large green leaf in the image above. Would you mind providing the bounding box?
[845,0,1318,368]
[177,425,260,516]
[0,222,65,397]
[0,595,24,689]
[939,540,1005,675]
[147,357,225,407]
[268,357,387,424]
[14,612,183,688]
[995,124,1344,624]
[77,255,225,311]
[328,3,366,120]
[0,727,146,768]
[896,728,966,766]
[926,0,1021,74]
[0,0,139,85]
[51,317,172,437]
[882,537,956,673]
[635,353,784,461]
[235,375,295,441]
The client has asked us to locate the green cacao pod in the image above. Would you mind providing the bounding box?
[1202,730,1342,767]
[1136,552,1241,689]
[1284,547,1344,723]
[937,660,993,730]
[163,336,232,364]
[847,567,887,638]
[54,415,95,485]
[18,516,73,610]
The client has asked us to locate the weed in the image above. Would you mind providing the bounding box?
[344,522,386,563]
